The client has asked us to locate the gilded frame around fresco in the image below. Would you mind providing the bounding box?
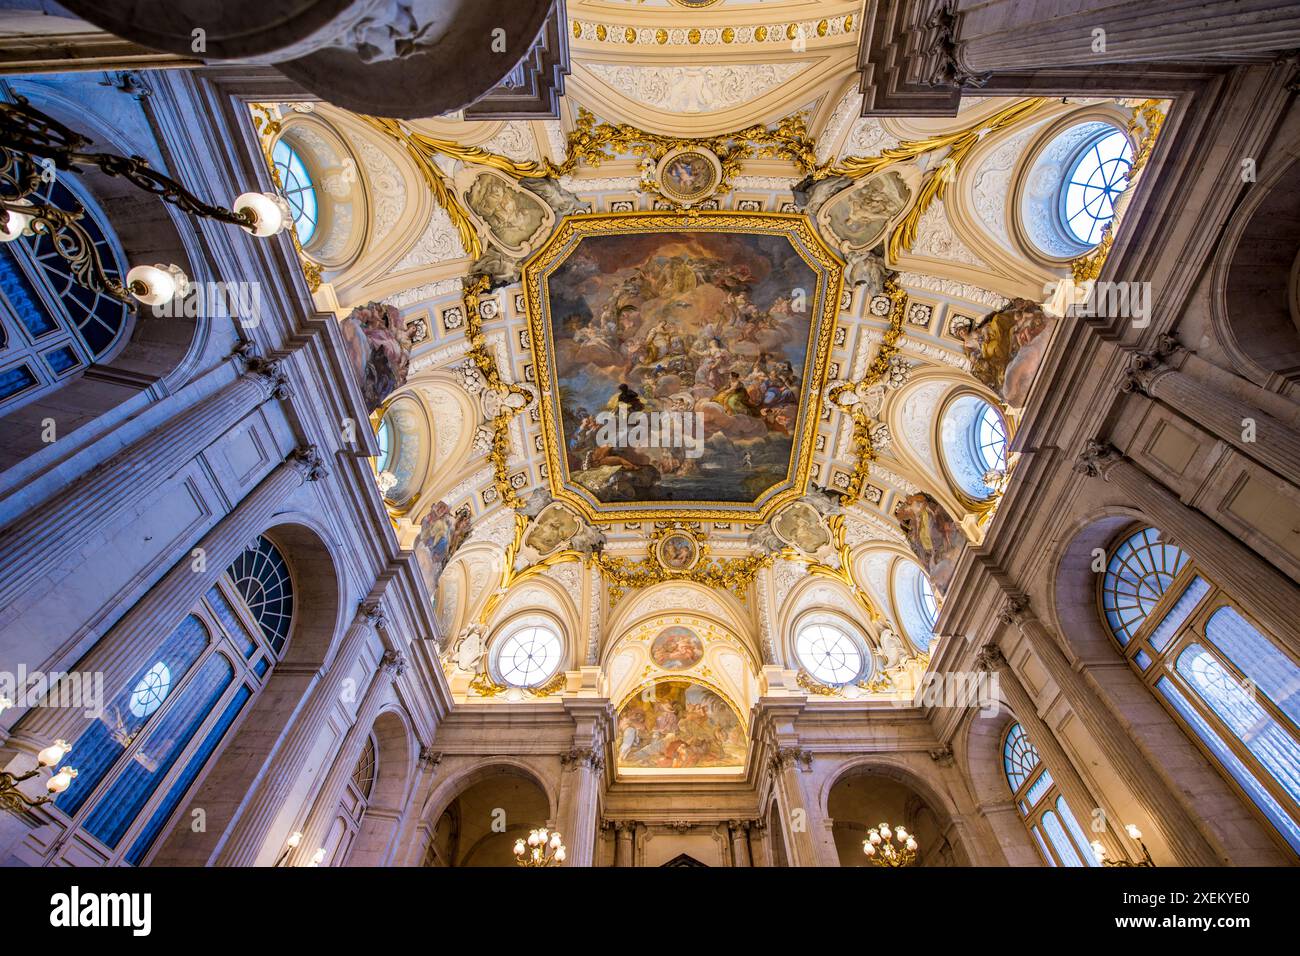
[521,209,845,524]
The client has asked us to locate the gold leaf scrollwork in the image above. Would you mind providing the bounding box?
[824,276,907,504]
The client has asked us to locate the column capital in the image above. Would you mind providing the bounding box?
[380,649,408,678]
[418,747,442,770]
[768,746,812,774]
[561,746,604,772]
[975,643,1007,673]
[359,600,387,633]
[1072,439,1123,479]
[997,592,1031,627]
[232,340,293,401]
[928,745,954,767]
[925,0,991,89]
[1120,334,1184,395]
[289,444,329,482]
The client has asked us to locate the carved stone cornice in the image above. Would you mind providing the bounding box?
[768,746,813,774]
[289,444,328,482]
[1120,334,1184,396]
[974,644,1006,673]
[380,649,408,678]
[561,747,605,773]
[1072,439,1122,479]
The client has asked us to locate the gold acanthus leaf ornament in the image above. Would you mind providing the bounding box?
[824,276,907,504]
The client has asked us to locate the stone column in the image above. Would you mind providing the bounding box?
[3,445,326,755]
[996,595,1222,866]
[729,820,753,867]
[768,747,820,866]
[293,649,407,865]
[1122,337,1300,488]
[975,644,1126,863]
[555,747,604,867]
[977,799,1041,866]
[0,356,287,615]
[213,601,387,866]
[612,821,634,867]
[1075,440,1300,659]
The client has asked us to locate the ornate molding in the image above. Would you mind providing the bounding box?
[923,1,991,90]
[1072,439,1122,480]
[380,649,408,678]
[418,747,442,770]
[928,745,954,766]
[232,341,293,401]
[359,600,388,633]
[996,593,1030,628]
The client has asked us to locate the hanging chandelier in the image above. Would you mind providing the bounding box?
[514,828,567,867]
[863,822,918,867]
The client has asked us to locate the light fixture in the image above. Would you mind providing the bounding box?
[308,847,326,867]
[0,740,77,814]
[862,821,918,867]
[0,94,289,309]
[274,830,305,867]
[1092,823,1155,867]
[126,263,190,307]
[514,827,566,867]
[233,191,291,238]
[0,198,33,241]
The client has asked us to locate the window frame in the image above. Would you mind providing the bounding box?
[1098,525,1300,857]
[1059,128,1135,246]
[491,618,566,689]
[793,615,870,687]
[47,568,285,866]
[1001,722,1097,867]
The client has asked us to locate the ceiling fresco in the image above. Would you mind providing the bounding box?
[524,211,842,522]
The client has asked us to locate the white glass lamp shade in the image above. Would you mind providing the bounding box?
[287,831,303,848]
[37,739,71,767]
[0,200,34,241]
[234,191,292,237]
[863,842,876,856]
[513,839,526,856]
[46,766,77,794]
[1091,840,1106,863]
[127,263,189,306]
[554,846,566,863]
[1125,824,1143,840]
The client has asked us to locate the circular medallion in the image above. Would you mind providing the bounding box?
[656,147,722,207]
[656,532,700,571]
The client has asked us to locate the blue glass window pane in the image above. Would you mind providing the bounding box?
[43,345,79,375]
[1135,649,1152,670]
[1102,527,1188,644]
[1002,723,1041,792]
[1175,643,1300,807]
[0,363,36,401]
[55,615,209,817]
[253,657,269,678]
[1030,825,1056,866]
[976,403,1007,473]
[1158,677,1300,853]
[1057,795,1099,867]
[1148,577,1209,652]
[125,684,251,865]
[81,654,234,849]
[1025,768,1054,808]
[1041,809,1085,866]
[271,140,318,245]
[0,245,58,337]
[226,536,293,654]
[1204,606,1300,727]
[205,586,258,658]
[1062,129,1134,245]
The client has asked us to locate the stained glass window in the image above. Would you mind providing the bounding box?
[1102,525,1300,855]
[227,535,294,653]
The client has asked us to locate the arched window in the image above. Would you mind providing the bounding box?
[271,139,318,245]
[894,560,938,652]
[1061,128,1133,245]
[44,535,294,865]
[1002,722,1097,866]
[1101,526,1300,855]
[0,176,131,410]
[940,394,1008,500]
[795,618,868,686]
[494,622,563,688]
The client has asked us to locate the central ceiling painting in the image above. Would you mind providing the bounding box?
[524,212,843,523]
